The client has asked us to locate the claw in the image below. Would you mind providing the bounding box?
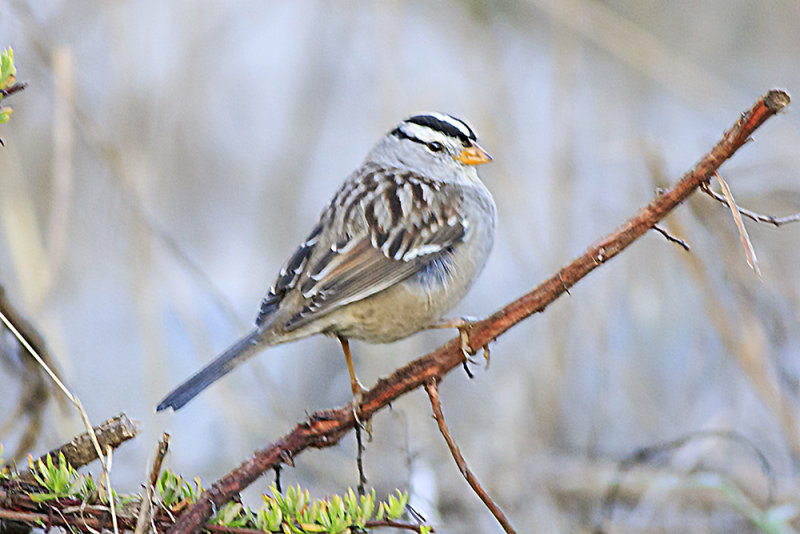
[457,325,473,358]
[279,449,295,468]
[350,387,372,439]
[426,316,477,354]
[453,319,491,370]
[352,401,364,427]
[456,321,481,379]
[352,407,373,439]
[461,359,475,379]
[426,317,484,378]
[455,318,489,371]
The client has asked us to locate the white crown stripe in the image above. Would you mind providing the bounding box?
[426,112,473,139]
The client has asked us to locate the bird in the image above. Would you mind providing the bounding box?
[156,112,495,412]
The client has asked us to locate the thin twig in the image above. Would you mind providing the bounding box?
[0,81,28,99]
[272,466,282,493]
[134,433,170,534]
[354,424,367,497]
[652,224,690,251]
[166,90,791,534]
[701,182,800,227]
[424,379,516,534]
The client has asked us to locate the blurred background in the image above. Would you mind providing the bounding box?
[2,1,800,532]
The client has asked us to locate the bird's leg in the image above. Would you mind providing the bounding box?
[425,317,490,372]
[337,336,370,429]
[338,335,367,400]
[337,335,372,487]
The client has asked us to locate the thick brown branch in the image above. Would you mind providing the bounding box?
[425,379,516,533]
[167,89,790,534]
[16,413,138,482]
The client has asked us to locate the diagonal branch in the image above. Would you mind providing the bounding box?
[425,378,516,533]
[167,89,790,534]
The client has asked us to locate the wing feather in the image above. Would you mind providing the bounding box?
[257,166,465,332]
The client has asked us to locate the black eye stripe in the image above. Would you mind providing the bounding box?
[391,128,450,154]
[405,114,476,143]
[391,127,427,146]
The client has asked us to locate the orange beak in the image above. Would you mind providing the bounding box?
[457,142,492,166]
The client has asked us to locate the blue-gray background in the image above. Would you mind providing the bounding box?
[2,1,800,532]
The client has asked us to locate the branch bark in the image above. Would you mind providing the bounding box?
[168,89,790,534]
[16,413,138,483]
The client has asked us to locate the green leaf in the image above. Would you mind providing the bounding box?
[361,490,374,523]
[317,503,332,529]
[156,470,202,508]
[386,491,407,520]
[29,492,60,503]
[0,47,16,90]
[256,495,284,531]
[298,523,327,533]
[27,452,81,499]
[211,502,249,527]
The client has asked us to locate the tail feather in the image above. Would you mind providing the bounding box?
[157,328,265,412]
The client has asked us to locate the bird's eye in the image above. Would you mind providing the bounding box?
[427,141,444,152]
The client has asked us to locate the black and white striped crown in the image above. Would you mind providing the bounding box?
[392,112,477,146]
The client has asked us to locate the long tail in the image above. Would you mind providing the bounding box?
[156,328,266,411]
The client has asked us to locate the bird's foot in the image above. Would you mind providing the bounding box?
[350,382,372,438]
[428,317,490,376]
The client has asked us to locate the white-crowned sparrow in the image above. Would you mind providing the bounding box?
[157,112,495,411]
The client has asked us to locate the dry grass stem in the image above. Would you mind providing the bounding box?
[714,172,761,276]
[133,433,170,534]
[0,306,120,534]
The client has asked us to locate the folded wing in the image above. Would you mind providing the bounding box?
[256,167,466,331]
